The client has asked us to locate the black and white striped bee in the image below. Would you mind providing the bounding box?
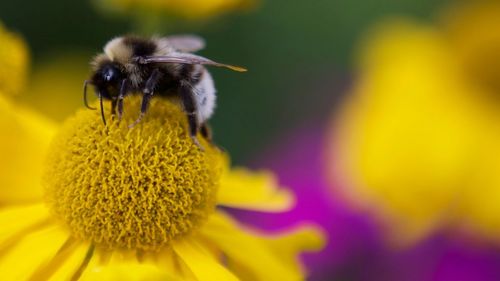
[84,35,246,147]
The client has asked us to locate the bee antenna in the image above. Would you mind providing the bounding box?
[83,80,97,110]
[99,92,107,126]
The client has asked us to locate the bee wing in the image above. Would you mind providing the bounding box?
[162,35,206,52]
[138,53,247,72]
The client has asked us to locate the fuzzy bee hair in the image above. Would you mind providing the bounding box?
[85,35,245,148]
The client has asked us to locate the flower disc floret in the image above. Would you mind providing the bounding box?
[43,96,224,250]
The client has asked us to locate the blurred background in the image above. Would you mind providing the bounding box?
[0,0,454,161]
[4,0,500,280]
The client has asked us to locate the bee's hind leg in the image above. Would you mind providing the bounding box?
[200,123,212,143]
[180,80,204,151]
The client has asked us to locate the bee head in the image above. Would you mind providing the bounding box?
[90,62,125,99]
[94,63,123,85]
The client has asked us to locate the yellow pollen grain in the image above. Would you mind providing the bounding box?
[43,96,224,251]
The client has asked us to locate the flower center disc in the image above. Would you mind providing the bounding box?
[43,96,224,251]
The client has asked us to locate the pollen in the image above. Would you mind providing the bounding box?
[43,96,225,251]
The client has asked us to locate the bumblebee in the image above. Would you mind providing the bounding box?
[84,35,246,146]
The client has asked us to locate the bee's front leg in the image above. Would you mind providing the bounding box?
[117,78,129,121]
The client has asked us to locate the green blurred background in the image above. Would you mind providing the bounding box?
[0,0,453,163]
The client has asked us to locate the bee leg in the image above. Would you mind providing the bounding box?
[129,93,152,128]
[83,80,96,110]
[111,99,117,115]
[129,69,162,128]
[180,80,203,151]
[200,123,212,142]
[98,91,107,126]
[117,79,128,122]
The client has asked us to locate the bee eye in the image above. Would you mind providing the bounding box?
[101,65,121,83]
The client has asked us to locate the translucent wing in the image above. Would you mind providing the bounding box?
[163,35,206,52]
[137,53,247,72]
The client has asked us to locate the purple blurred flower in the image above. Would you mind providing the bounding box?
[231,122,500,281]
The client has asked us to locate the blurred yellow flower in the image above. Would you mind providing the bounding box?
[95,0,254,20]
[0,22,29,96]
[442,1,500,95]
[21,54,91,122]
[329,2,500,246]
[0,94,56,203]
[0,21,53,204]
[0,24,324,281]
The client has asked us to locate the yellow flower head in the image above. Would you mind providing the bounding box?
[0,21,29,96]
[96,0,255,20]
[1,95,324,280]
[330,2,500,246]
[44,97,223,250]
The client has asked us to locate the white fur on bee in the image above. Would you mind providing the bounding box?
[193,69,216,124]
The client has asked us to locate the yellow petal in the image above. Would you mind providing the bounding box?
[173,238,239,281]
[261,225,326,277]
[0,215,92,281]
[80,260,180,281]
[200,211,309,281]
[0,204,96,281]
[218,168,295,212]
[44,241,198,281]
[0,95,57,204]
[154,248,198,281]
[0,203,51,242]
[79,248,192,281]
[0,224,69,281]
[0,22,29,97]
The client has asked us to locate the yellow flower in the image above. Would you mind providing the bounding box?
[329,2,500,246]
[0,22,29,96]
[0,21,324,278]
[95,0,255,20]
[21,54,91,122]
[0,94,57,203]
